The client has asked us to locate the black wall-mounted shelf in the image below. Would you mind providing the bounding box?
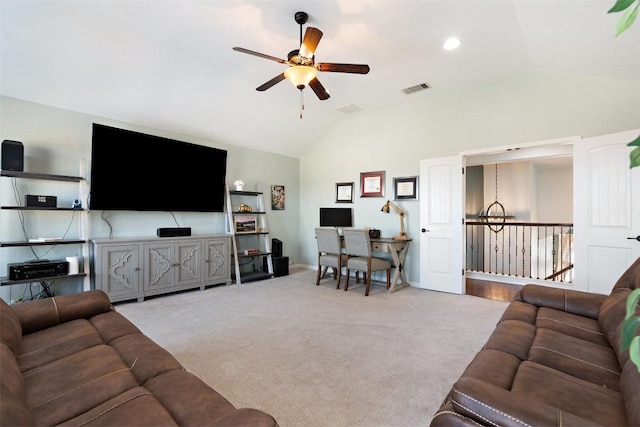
[0,206,84,211]
[0,240,86,248]
[1,170,82,182]
[1,273,87,286]
[0,167,91,293]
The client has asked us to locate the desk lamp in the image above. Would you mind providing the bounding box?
[381,200,408,240]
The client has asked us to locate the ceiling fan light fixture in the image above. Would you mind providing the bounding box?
[284,65,317,89]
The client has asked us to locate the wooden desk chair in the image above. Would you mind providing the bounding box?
[343,229,391,296]
[314,227,346,288]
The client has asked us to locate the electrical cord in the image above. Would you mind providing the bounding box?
[100,210,114,239]
[170,211,181,227]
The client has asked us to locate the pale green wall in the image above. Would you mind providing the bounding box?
[299,70,640,285]
[2,69,639,298]
[0,96,299,300]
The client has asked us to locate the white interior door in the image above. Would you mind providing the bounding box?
[574,128,640,294]
[418,156,464,293]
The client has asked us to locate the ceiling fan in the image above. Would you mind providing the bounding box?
[232,11,370,103]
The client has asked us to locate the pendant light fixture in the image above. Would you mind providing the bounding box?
[478,163,515,232]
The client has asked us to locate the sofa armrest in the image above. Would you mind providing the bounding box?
[10,290,113,335]
[448,377,600,427]
[514,284,606,319]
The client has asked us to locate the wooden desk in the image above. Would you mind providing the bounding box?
[369,237,411,293]
[337,236,412,293]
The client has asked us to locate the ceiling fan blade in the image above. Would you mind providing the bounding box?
[316,63,370,74]
[232,47,286,64]
[299,27,323,58]
[309,78,330,100]
[256,73,286,91]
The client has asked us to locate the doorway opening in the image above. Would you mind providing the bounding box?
[463,138,575,300]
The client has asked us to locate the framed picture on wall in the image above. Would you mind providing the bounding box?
[335,182,354,203]
[360,171,385,197]
[271,185,285,210]
[393,176,418,200]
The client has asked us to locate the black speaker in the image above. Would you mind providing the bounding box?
[1,140,24,171]
[157,227,191,237]
[272,256,289,277]
[272,238,283,258]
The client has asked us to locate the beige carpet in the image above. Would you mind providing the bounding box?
[115,267,510,427]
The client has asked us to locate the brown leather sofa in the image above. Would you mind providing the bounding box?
[0,290,278,426]
[431,257,640,427]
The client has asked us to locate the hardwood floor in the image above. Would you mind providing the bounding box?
[465,278,521,302]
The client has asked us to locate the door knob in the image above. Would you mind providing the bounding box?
[627,235,640,242]
[421,228,430,233]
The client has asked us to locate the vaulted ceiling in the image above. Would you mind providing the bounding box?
[1,1,638,158]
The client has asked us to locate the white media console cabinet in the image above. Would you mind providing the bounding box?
[91,235,231,303]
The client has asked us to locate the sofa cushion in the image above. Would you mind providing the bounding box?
[535,306,608,346]
[0,342,34,426]
[1,298,22,356]
[89,310,143,343]
[599,288,632,360]
[145,370,238,424]
[620,358,640,426]
[510,361,627,426]
[483,320,535,361]
[499,300,537,324]
[459,349,521,390]
[449,376,601,427]
[86,310,185,385]
[11,290,113,335]
[23,344,140,425]
[516,285,606,319]
[60,386,180,426]
[528,328,620,391]
[17,319,104,372]
[109,333,185,385]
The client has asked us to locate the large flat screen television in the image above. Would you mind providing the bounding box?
[89,123,228,212]
[319,207,353,227]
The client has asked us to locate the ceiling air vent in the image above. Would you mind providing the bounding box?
[402,82,431,95]
[337,104,363,115]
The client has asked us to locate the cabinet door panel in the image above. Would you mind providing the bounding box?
[204,238,229,282]
[101,244,139,298]
[143,243,174,291]
[175,241,202,286]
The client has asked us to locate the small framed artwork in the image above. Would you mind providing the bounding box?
[335,182,354,203]
[393,176,418,200]
[360,171,385,198]
[271,185,285,210]
[234,215,257,233]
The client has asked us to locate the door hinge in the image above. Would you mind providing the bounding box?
[462,217,465,225]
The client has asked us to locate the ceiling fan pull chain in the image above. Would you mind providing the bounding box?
[299,89,304,119]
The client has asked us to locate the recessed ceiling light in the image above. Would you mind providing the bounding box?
[443,37,461,50]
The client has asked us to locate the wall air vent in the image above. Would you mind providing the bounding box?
[402,82,431,95]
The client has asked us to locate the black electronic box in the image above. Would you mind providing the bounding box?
[8,260,69,281]
[25,195,57,208]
